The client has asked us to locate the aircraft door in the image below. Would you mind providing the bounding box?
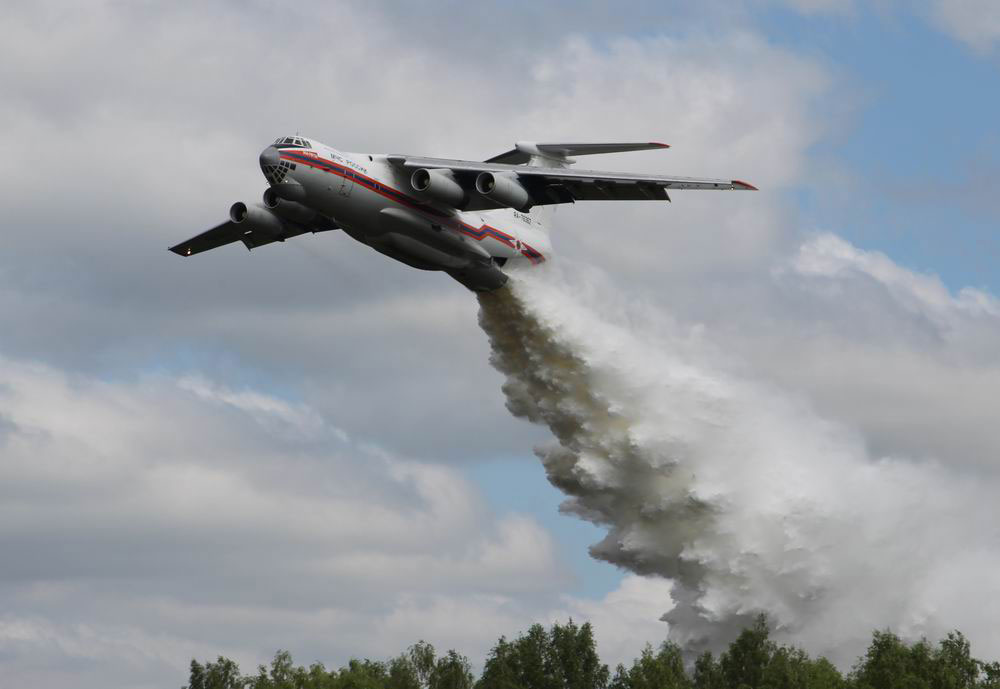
[338,166,355,197]
[326,152,355,197]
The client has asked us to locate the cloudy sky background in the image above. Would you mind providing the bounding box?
[2,1,1000,687]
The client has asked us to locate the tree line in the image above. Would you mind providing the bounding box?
[184,616,1000,689]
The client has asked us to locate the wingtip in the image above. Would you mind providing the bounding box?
[650,142,671,149]
[732,179,758,191]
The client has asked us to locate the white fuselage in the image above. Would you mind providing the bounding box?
[269,138,552,272]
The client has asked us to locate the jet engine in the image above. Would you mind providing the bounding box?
[475,171,532,211]
[411,168,467,207]
[262,188,322,225]
[229,201,285,238]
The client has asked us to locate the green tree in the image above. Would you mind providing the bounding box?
[761,646,845,689]
[477,620,608,689]
[547,620,609,689]
[849,629,1000,689]
[613,642,690,689]
[244,651,334,689]
[981,661,1000,689]
[300,662,338,689]
[850,630,933,689]
[608,664,630,689]
[477,637,520,689]
[387,654,422,689]
[709,614,844,689]
[267,650,298,689]
[185,656,244,689]
[430,650,474,689]
[409,641,437,689]
[188,659,208,689]
[718,615,774,689]
[332,658,389,689]
[513,623,550,689]
[692,652,725,689]
[798,656,845,689]
[934,632,982,688]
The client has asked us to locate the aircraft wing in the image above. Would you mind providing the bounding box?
[169,221,245,256]
[387,155,756,209]
[169,218,336,257]
[168,220,290,257]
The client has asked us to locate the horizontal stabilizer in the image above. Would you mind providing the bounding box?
[486,141,669,165]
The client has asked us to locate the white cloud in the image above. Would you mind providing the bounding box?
[930,0,1000,52]
[747,234,1000,468]
[0,352,705,686]
[776,1,1000,55]
[558,576,676,669]
[778,0,855,15]
[0,357,578,687]
[789,233,1000,321]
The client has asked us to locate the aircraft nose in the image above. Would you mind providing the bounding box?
[259,145,280,169]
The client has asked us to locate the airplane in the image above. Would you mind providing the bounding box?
[170,136,756,291]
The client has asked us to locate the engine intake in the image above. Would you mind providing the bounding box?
[262,189,320,225]
[475,171,531,211]
[229,202,285,238]
[411,168,467,207]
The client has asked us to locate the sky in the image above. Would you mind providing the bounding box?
[1,1,999,687]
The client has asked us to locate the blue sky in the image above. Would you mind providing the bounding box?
[765,4,1000,291]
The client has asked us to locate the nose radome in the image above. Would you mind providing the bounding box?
[259,146,280,168]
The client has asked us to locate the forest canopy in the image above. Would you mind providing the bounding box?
[183,617,1000,689]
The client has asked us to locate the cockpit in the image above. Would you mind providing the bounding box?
[272,136,312,149]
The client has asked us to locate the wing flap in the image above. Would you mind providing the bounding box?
[553,179,672,202]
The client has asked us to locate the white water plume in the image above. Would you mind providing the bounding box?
[477,267,1000,666]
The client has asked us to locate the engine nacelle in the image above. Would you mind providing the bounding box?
[229,202,285,237]
[262,189,320,225]
[262,187,281,208]
[475,171,531,211]
[411,168,467,207]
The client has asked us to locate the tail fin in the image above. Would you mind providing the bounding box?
[485,141,669,168]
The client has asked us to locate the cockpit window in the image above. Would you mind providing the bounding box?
[272,136,311,148]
